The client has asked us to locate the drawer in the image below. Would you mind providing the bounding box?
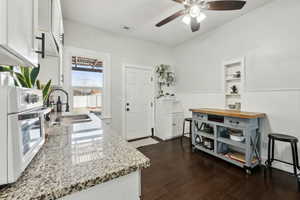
[193,113,207,120]
[224,117,249,127]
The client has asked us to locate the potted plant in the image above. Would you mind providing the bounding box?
[0,65,52,102]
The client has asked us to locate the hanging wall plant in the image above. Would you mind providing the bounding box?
[155,64,175,98]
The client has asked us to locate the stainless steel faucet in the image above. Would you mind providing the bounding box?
[47,88,70,112]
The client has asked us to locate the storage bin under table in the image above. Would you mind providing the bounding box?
[190,108,266,174]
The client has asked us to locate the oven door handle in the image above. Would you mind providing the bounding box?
[18,113,40,121]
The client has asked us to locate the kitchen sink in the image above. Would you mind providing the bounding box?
[55,114,92,124]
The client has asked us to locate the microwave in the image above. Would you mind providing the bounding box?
[0,87,47,185]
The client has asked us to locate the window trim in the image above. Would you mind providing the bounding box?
[64,46,111,119]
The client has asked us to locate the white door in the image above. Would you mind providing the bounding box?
[7,0,39,66]
[125,67,154,140]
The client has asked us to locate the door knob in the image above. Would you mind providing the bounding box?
[126,108,130,112]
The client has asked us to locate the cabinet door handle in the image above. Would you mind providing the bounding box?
[35,33,45,58]
[60,33,64,46]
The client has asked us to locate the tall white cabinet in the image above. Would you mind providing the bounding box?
[0,0,40,67]
[38,0,64,86]
[155,98,184,141]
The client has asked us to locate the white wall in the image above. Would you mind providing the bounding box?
[173,0,300,172]
[64,20,173,133]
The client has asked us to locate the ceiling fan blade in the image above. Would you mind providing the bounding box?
[156,9,186,27]
[190,17,200,32]
[205,0,246,11]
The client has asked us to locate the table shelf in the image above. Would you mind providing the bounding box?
[197,131,215,140]
[217,137,246,149]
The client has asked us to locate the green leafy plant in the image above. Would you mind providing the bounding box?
[0,65,52,102]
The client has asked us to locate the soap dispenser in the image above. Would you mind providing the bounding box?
[56,96,62,112]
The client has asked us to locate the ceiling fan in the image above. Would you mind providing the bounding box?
[156,0,247,32]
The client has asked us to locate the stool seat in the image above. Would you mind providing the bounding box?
[185,118,192,122]
[268,133,298,143]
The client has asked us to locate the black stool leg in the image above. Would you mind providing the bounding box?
[189,121,192,147]
[291,143,298,176]
[294,142,300,169]
[291,142,300,190]
[266,137,272,168]
[295,143,300,190]
[181,120,186,145]
[271,138,275,163]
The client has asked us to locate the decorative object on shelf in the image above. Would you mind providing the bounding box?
[155,64,175,99]
[235,102,241,110]
[0,65,52,102]
[203,138,214,150]
[228,104,236,110]
[229,129,245,142]
[232,71,241,78]
[195,135,201,145]
[230,85,238,94]
[228,102,241,110]
[202,123,214,134]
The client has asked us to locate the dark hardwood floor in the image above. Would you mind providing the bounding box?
[139,138,300,200]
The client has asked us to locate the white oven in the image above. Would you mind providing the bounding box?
[0,86,48,185]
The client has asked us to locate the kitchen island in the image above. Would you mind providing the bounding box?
[0,114,150,200]
[190,108,266,174]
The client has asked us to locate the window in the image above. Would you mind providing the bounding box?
[71,56,103,115]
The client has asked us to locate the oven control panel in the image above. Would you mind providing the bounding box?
[8,87,43,114]
[20,90,43,106]
[25,93,40,104]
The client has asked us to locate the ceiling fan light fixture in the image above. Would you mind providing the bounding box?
[189,5,201,18]
[182,15,191,25]
[196,12,206,23]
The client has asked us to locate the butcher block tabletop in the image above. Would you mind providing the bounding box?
[189,108,266,119]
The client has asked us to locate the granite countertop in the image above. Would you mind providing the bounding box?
[0,114,150,200]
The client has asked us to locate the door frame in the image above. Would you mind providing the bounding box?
[64,46,112,119]
[122,64,155,140]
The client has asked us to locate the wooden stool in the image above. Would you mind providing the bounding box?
[265,133,300,190]
[181,118,192,146]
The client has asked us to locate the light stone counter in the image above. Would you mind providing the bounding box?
[0,114,150,200]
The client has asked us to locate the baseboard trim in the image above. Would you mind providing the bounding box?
[151,136,163,142]
[128,136,151,142]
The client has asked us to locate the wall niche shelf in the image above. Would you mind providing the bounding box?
[223,58,245,111]
[226,78,241,82]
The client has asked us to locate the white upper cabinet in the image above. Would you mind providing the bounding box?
[52,0,64,48]
[38,0,64,56]
[0,0,40,67]
[38,0,64,86]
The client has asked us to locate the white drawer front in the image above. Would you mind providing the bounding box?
[224,117,249,127]
[193,113,207,121]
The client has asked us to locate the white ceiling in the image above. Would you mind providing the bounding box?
[61,0,274,47]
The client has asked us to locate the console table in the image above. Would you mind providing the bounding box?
[189,108,266,174]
